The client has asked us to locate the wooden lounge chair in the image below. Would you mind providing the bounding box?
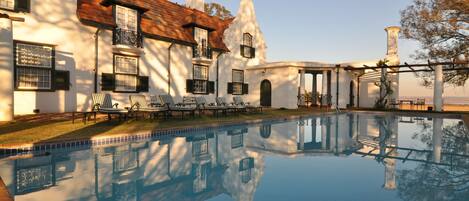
[233,96,263,113]
[159,94,196,119]
[91,93,128,120]
[195,97,227,117]
[216,97,240,113]
[129,95,168,119]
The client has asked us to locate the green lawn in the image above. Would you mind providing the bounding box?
[0,109,324,147]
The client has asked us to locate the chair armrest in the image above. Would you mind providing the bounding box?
[113,103,119,108]
[208,103,216,106]
[92,104,100,111]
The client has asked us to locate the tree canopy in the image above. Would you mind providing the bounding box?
[204,2,233,19]
[400,0,469,86]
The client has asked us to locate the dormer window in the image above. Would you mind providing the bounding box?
[113,5,142,48]
[193,27,211,59]
[241,33,255,58]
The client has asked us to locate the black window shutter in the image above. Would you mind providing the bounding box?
[240,45,245,57]
[101,73,115,91]
[15,0,31,12]
[243,83,249,94]
[251,48,256,58]
[227,83,233,94]
[186,79,194,93]
[138,76,149,92]
[54,70,70,91]
[208,81,215,94]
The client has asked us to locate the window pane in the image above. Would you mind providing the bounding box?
[194,65,208,80]
[16,43,53,68]
[115,74,137,92]
[243,33,253,47]
[0,0,14,10]
[233,70,244,83]
[233,83,243,95]
[17,67,51,90]
[193,80,208,94]
[115,55,138,74]
[116,5,138,31]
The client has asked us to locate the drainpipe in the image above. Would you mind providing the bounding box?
[216,52,225,97]
[167,42,175,95]
[93,28,101,93]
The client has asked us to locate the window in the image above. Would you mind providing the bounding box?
[241,33,255,58]
[232,70,244,95]
[15,42,54,90]
[193,27,210,58]
[116,5,137,31]
[231,134,243,149]
[114,55,138,92]
[193,65,209,94]
[113,5,142,47]
[0,0,14,10]
[239,158,254,184]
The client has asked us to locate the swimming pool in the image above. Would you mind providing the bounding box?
[0,112,468,201]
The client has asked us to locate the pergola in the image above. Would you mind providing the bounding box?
[345,61,469,111]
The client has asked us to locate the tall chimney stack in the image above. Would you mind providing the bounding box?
[385,26,400,65]
[186,0,205,12]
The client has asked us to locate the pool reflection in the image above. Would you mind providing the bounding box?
[0,113,468,201]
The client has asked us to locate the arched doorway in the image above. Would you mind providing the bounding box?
[260,80,272,107]
[349,81,355,108]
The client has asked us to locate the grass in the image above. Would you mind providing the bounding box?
[0,109,324,147]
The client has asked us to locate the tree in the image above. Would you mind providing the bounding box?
[400,0,469,86]
[204,2,233,19]
[374,59,394,109]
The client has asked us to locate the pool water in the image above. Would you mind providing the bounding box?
[0,113,468,201]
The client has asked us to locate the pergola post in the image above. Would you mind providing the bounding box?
[298,120,305,151]
[322,70,328,106]
[299,70,306,106]
[0,17,14,121]
[434,65,443,111]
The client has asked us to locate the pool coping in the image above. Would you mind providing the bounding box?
[0,177,12,201]
[1,110,466,158]
[0,111,338,157]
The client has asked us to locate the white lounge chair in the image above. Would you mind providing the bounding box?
[233,96,263,113]
[159,94,196,119]
[130,95,168,119]
[195,97,227,117]
[91,93,128,120]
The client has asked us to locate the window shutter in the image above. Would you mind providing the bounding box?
[208,81,215,94]
[186,79,194,93]
[15,0,31,12]
[138,76,149,92]
[101,73,115,91]
[240,45,245,57]
[54,71,70,91]
[243,83,249,94]
[251,48,256,58]
[227,83,233,94]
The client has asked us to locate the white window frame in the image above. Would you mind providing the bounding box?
[115,5,138,31]
[114,54,139,92]
[194,27,209,58]
[15,41,54,91]
[193,64,209,94]
[232,69,244,95]
[0,0,14,10]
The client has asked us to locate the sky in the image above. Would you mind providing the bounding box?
[173,0,469,97]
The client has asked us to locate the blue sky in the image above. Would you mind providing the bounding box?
[173,0,469,97]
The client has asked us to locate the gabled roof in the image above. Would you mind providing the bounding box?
[77,0,232,51]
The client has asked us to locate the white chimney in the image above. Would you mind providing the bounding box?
[385,26,400,57]
[186,0,205,12]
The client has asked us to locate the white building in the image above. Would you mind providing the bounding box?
[0,0,399,121]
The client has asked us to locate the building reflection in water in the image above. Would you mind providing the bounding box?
[0,113,468,201]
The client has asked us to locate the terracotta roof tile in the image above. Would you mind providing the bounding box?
[77,0,231,51]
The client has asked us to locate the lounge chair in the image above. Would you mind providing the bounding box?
[91,93,128,120]
[216,97,242,112]
[129,95,168,119]
[150,95,164,107]
[233,96,263,113]
[195,97,227,117]
[159,94,196,119]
